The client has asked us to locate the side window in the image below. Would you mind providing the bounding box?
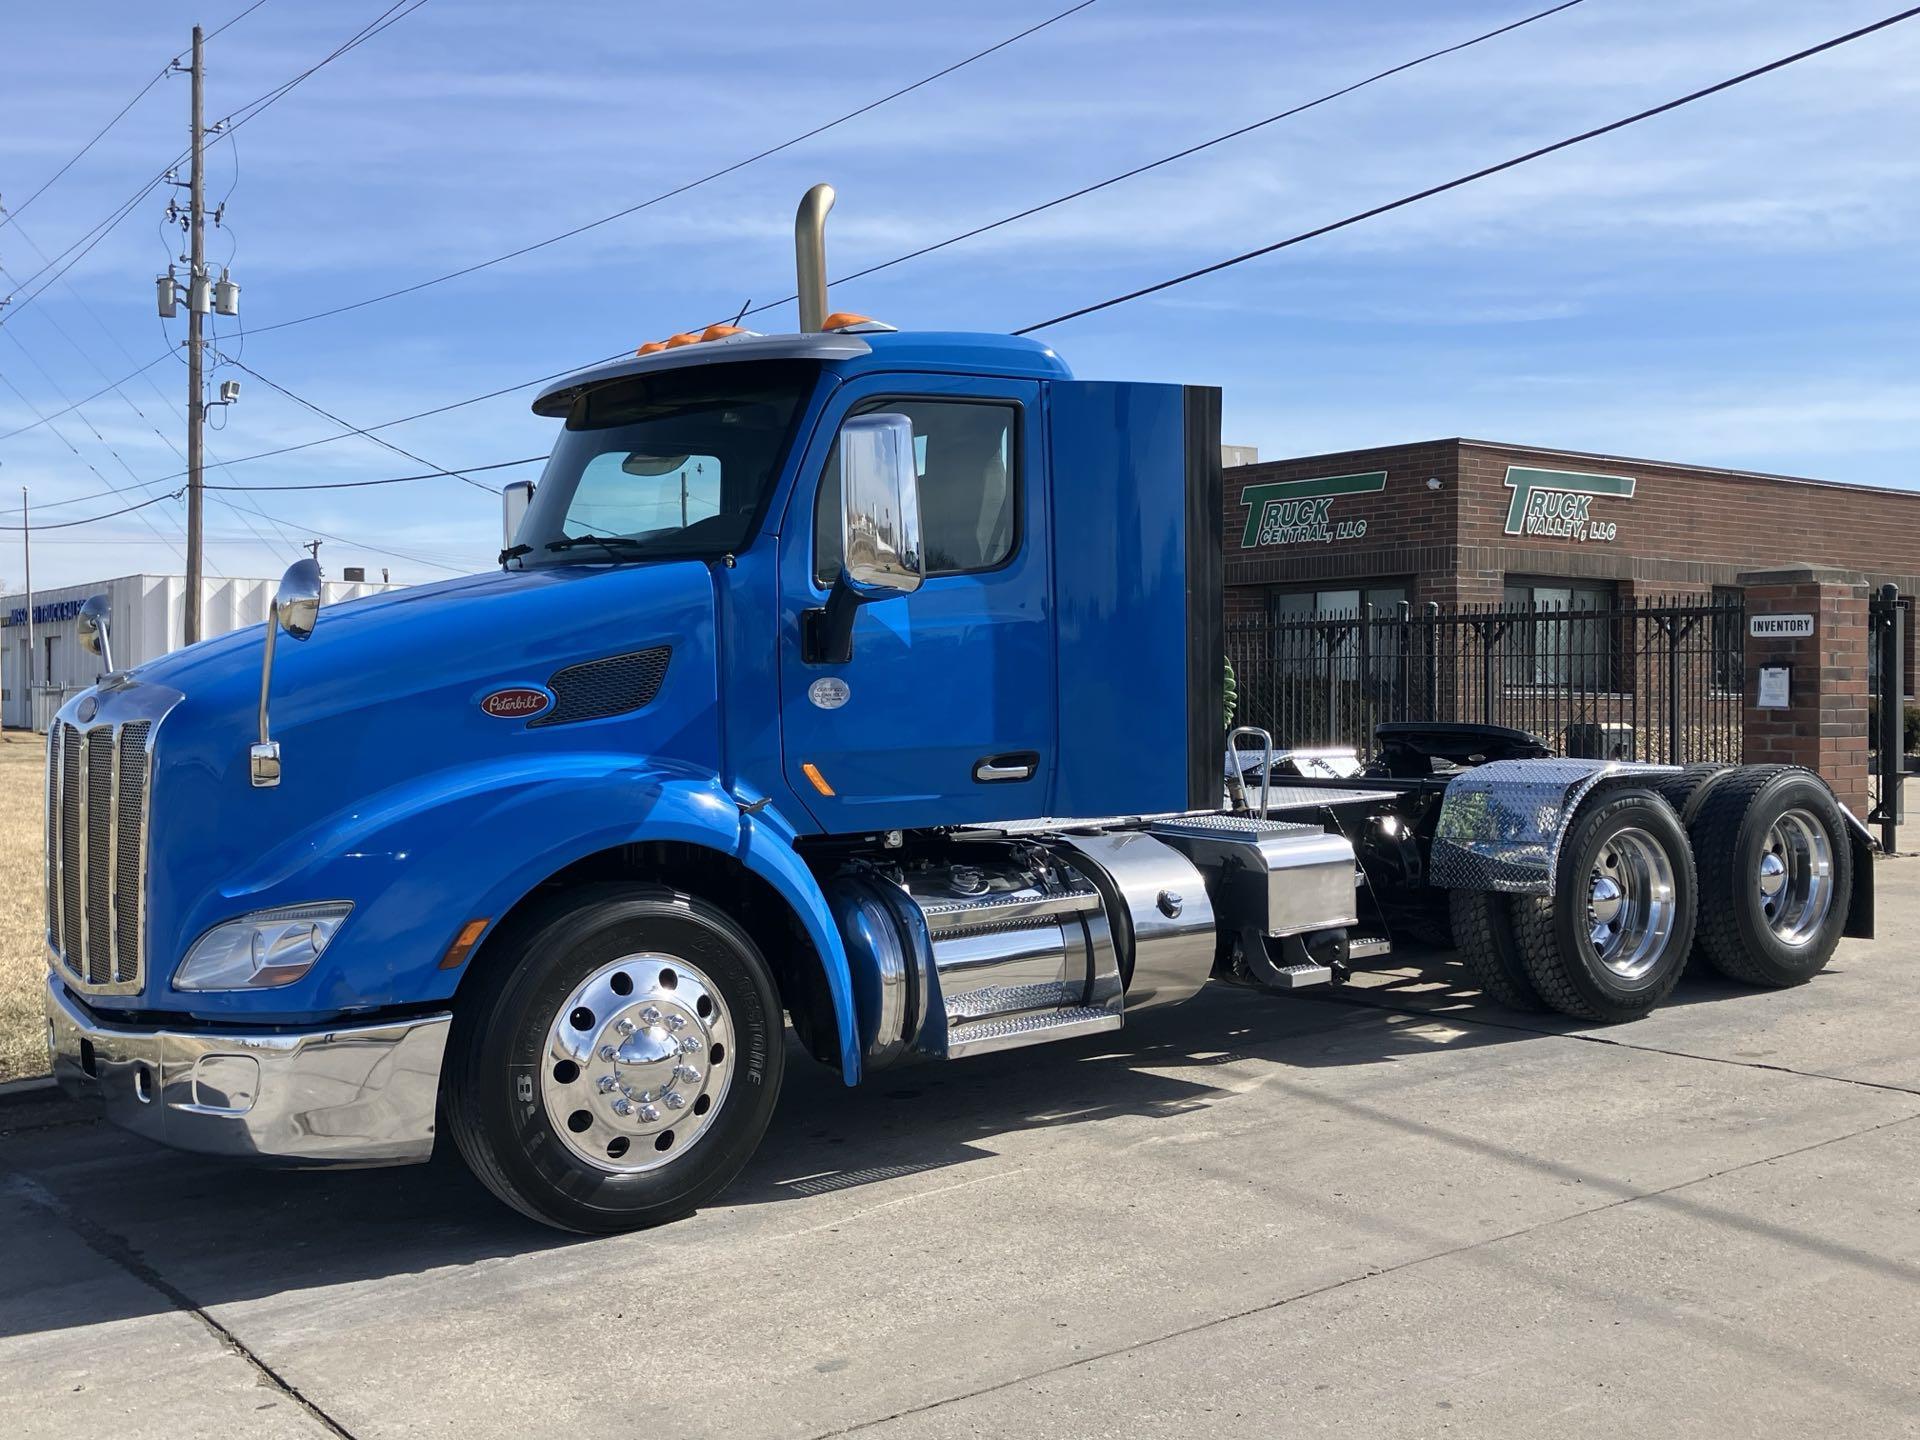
[815,399,1017,583]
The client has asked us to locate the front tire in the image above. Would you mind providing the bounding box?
[1511,789,1697,1023]
[445,884,785,1234]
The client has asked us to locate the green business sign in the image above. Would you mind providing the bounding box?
[1238,470,1387,548]
[1502,466,1635,543]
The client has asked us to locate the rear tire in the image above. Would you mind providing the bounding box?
[1648,762,1733,826]
[1688,767,1853,987]
[1511,789,1697,1023]
[445,884,784,1234]
[1448,889,1547,1011]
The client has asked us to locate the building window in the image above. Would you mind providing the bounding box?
[1267,584,1410,687]
[816,398,1018,583]
[1268,584,1408,621]
[1502,578,1615,690]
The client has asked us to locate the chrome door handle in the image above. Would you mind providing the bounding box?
[973,752,1037,783]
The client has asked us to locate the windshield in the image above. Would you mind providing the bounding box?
[513,359,819,565]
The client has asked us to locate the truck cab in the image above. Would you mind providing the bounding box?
[44,189,1870,1232]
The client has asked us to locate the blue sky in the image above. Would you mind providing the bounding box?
[1,0,1916,591]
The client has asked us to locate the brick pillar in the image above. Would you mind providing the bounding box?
[1739,566,1870,818]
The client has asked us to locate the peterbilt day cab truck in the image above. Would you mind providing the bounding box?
[45,188,1875,1233]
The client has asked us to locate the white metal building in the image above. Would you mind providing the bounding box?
[1,573,401,731]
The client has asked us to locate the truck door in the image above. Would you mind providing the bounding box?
[777,373,1054,832]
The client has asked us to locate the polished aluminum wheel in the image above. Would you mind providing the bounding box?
[1757,808,1834,947]
[540,954,734,1173]
[1585,826,1677,980]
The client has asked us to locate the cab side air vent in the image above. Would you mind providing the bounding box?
[530,646,672,728]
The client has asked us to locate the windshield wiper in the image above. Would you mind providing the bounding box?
[498,542,533,566]
[545,532,648,559]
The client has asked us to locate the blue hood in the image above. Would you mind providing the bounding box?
[125,560,725,1017]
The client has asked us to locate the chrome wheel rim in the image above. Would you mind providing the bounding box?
[1757,809,1834,947]
[540,954,734,1173]
[1586,827,1676,981]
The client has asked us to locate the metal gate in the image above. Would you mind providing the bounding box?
[1225,594,1745,764]
[1869,584,1909,852]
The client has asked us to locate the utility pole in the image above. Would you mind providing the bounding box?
[184,23,207,644]
[22,484,34,716]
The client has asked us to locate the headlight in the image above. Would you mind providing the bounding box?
[174,902,353,991]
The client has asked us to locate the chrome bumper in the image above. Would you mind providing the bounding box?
[45,974,450,1167]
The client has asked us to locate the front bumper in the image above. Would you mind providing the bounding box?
[45,974,450,1167]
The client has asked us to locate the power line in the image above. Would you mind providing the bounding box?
[0,491,181,534]
[133,0,1589,461]
[1015,4,1920,335]
[205,0,277,43]
[212,353,507,493]
[237,0,1100,337]
[206,455,543,491]
[0,67,170,231]
[0,1,427,324]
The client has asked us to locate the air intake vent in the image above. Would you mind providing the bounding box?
[531,646,671,728]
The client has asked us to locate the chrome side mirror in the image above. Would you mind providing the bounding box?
[78,594,114,672]
[275,557,323,640]
[838,413,923,599]
[253,559,323,788]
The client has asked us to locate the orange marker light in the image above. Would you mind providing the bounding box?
[663,332,701,349]
[821,311,874,331]
[700,323,746,342]
[636,341,669,356]
[439,918,491,970]
[802,763,835,797]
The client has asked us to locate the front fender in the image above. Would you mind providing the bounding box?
[171,753,865,1083]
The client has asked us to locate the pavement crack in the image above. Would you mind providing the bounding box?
[809,1111,1920,1437]
[1302,987,1920,1097]
[3,1170,359,1440]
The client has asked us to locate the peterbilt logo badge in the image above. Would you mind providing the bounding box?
[479,687,552,720]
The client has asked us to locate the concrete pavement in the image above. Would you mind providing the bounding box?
[3,861,1917,1438]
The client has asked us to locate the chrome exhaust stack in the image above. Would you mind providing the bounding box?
[795,183,835,333]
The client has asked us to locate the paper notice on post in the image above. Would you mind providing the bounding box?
[1757,666,1790,709]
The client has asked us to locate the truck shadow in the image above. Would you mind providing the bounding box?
[0,950,1820,1341]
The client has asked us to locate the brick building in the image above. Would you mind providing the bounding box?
[1223,437,1920,683]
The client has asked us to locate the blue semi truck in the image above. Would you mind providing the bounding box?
[44,188,1874,1232]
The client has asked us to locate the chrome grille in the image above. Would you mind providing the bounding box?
[47,712,156,993]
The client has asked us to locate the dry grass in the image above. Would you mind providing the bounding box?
[0,730,48,1081]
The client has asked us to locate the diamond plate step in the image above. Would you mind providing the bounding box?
[1265,960,1334,989]
[945,1005,1122,1060]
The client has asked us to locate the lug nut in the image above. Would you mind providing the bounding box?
[679,1036,700,1055]
[666,1014,687,1031]
[663,1090,686,1111]
[597,1075,618,1093]
[675,1064,702,1085]
[638,1103,660,1123]
[640,1006,662,1024]
[615,1017,636,1036]
[598,1045,617,1061]
[612,1098,633,1116]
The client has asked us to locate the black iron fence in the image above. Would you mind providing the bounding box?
[1226,594,1745,764]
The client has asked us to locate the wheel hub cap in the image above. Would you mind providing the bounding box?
[1756,809,1835,947]
[541,955,733,1173]
[1585,828,1676,981]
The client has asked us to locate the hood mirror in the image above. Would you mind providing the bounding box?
[275,558,323,641]
[77,594,114,671]
[253,559,323,789]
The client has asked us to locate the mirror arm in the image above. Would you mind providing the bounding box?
[251,607,282,788]
[802,572,862,666]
